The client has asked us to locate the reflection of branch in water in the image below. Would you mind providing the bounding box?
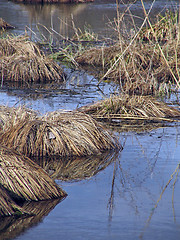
[108,159,118,223]
[172,166,180,223]
[139,162,180,239]
[135,132,163,178]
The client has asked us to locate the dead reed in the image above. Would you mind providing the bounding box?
[0,35,65,83]
[0,145,67,201]
[78,94,180,122]
[0,185,26,216]
[0,199,61,240]
[0,18,14,30]
[0,105,38,131]
[75,6,180,96]
[0,108,119,157]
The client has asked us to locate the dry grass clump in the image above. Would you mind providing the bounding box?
[78,94,180,121]
[0,35,65,83]
[0,105,38,131]
[42,111,119,155]
[139,10,178,43]
[0,185,26,216]
[0,109,119,158]
[76,40,180,95]
[0,145,67,201]
[75,8,180,96]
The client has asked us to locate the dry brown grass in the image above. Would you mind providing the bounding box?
[76,40,180,96]
[78,94,180,122]
[0,105,38,131]
[0,199,61,239]
[0,185,26,216]
[0,18,14,30]
[0,35,65,83]
[0,109,119,158]
[75,7,180,96]
[0,145,67,201]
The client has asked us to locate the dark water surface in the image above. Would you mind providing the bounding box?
[1,0,180,240]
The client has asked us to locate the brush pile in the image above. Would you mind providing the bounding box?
[0,36,65,83]
[78,94,180,122]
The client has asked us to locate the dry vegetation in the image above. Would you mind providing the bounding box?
[0,106,119,158]
[0,35,65,83]
[0,145,66,202]
[78,94,180,122]
[0,185,26,216]
[0,18,14,30]
[74,8,180,96]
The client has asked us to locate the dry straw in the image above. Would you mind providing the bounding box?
[0,199,61,239]
[0,35,65,83]
[0,145,67,202]
[78,94,180,122]
[0,185,26,216]
[75,5,180,96]
[0,18,14,29]
[0,107,119,157]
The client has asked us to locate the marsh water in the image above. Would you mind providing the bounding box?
[1,0,180,240]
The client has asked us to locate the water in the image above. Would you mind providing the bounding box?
[1,0,180,240]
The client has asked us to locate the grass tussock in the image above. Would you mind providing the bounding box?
[78,94,180,121]
[0,185,26,216]
[0,105,38,131]
[74,7,180,96]
[0,145,66,201]
[0,35,65,83]
[0,108,119,157]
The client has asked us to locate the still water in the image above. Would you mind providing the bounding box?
[1,0,180,240]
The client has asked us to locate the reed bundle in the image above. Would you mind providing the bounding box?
[0,105,38,131]
[0,36,65,83]
[0,186,26,216]
[78,94,180,121]
[0,109,119,157]
[0,145,66,201]
[42,111,119,156]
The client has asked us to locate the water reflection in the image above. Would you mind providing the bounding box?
[0,199,62,240]
[105,127,180,239]
[34,149,120,181]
